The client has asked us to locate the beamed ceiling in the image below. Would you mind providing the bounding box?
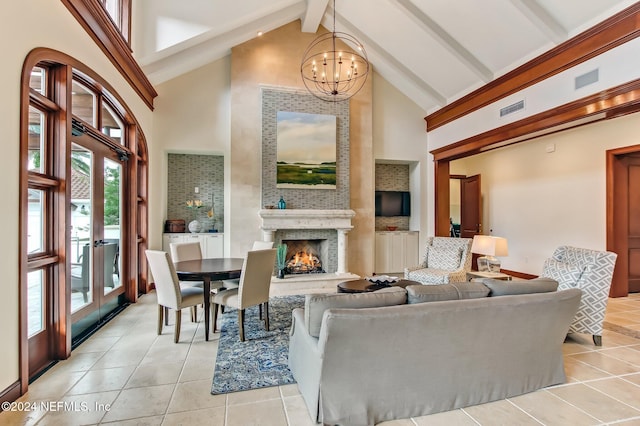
[134,0,639,114]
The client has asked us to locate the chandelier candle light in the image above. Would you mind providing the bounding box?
[470,235,509,272]
[300,0,369,101]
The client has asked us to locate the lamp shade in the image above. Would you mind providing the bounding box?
[471,235,509,257]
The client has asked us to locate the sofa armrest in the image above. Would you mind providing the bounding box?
[288,308,323,423]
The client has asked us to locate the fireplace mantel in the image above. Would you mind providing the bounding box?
[258,209,355,231]
[258,209,356,274]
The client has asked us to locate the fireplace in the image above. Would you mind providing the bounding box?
[258,209,356,276]
[282,239,327,274]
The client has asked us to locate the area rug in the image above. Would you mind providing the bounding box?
[211,295,304,394]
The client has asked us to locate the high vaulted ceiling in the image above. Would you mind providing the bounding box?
[134,0,638,113]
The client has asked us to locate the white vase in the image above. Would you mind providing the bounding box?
[188,220,201,233]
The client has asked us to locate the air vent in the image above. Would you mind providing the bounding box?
[575,69,599,90]
[500,100,525,117]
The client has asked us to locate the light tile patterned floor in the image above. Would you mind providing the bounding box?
[1,290,639,425]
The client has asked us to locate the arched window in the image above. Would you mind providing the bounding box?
[20,49,148,390]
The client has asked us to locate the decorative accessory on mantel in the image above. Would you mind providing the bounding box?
[471,235,509,272]
[300,0,369,102]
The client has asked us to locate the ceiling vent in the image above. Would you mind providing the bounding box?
[575,69,599,90]
[500,100,525,117]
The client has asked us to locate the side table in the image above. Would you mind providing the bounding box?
[466,271,512,281]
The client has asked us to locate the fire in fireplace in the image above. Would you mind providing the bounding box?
[286,249,324,274]
[282,239,326,274]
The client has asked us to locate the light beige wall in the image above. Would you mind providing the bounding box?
[150,58,231,252]
[1,1,153,391]
[452,113,640,275]
[230,21,374,275]
[372,74,429,254]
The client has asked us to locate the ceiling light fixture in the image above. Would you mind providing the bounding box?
[300,0,369,102]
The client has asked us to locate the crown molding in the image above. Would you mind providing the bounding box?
[60,0,157,110]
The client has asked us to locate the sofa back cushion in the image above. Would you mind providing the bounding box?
[304,287,407,337]
[482,278,559,296]
[406,282,489,304]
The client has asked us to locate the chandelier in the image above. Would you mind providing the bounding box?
[300,0,369,102]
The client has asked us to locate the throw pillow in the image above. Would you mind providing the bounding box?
[482,278,559,296]
[406,284,459,304]
[541,259,583,290]
[427,247,462,270]
[304,288,407,337]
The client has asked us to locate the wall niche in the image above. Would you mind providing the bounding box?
[167,153,224,232]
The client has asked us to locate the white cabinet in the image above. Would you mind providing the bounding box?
[200,233,224,258]
[162,233,224,258]
[375,231,419,274]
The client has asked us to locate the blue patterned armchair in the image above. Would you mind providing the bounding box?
[404,237,473,285]
[540,246,618,346]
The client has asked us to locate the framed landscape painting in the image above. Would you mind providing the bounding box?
[276,111,337,189]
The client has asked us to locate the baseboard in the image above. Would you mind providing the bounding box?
[0,380,22,410]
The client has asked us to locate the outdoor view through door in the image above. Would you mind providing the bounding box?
[69,141,124,337]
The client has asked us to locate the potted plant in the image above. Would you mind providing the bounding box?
[276,243,288,279]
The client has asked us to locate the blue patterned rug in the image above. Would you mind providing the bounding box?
[211,295,305,394]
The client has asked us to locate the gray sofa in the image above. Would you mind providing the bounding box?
[288,280,581,426]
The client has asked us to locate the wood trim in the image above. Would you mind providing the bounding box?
[0,381,22,409]
[425,2,640,131]
[430,78,640,161]
[60,0,157,109]
[434,160,450,236]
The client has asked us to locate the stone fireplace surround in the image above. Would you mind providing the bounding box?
[259,209,359,288]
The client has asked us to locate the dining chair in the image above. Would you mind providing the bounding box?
[170,241,223,321]
[212,248,277,341]
[221,241,274,290]
[145,250,205,343]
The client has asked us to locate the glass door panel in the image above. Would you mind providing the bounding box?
[27,270,44,337]
[103,158,122,294]
[70,144,94,312]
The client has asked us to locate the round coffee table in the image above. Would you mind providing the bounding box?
[337,279,420,293]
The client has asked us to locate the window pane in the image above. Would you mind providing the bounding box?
[28,270,44,337]
[104,0,121,30]
[71,144,93,312]
[28,106,45,173]
[30,67,46,95]
[27,189,44,254]
[104,158,122,294]
[72,81,96,126]
[101,103,123,144]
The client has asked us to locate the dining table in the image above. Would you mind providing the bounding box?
[174,257,244,341]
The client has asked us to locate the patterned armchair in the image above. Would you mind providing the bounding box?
[404,237,473,285]
[540,246,618,346]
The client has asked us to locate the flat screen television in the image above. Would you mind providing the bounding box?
[375,191,411,217]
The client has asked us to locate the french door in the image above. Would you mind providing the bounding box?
[69,134,126,339]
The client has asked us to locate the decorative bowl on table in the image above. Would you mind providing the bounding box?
[366,275,399,285]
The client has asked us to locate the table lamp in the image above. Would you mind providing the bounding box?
[471,235,508,272]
